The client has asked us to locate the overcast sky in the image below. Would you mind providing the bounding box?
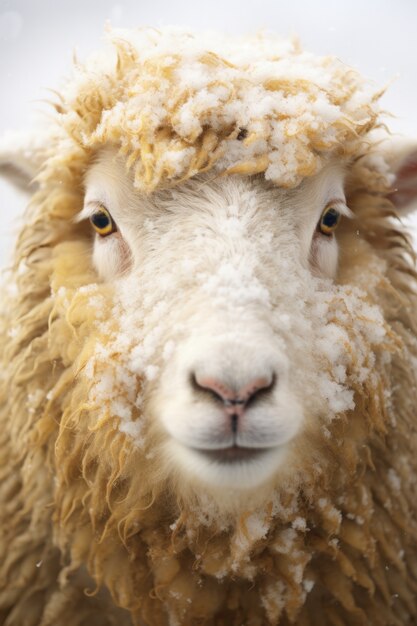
[1,0,416,264]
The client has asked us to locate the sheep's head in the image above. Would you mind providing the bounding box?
[2,29,417,505]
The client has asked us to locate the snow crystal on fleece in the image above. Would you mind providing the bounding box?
[55,26,381,191]
[58,265,391,449]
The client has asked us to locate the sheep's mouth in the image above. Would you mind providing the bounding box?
[194,445,273,463]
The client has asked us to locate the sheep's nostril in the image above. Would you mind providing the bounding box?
[190,373,228,404]
[242,373,277,408]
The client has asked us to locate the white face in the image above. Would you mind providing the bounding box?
[79,149,352,491]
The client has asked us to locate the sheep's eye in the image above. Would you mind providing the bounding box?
[318,206,341,236]
[89,207,117,237]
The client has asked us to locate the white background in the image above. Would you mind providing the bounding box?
[1,0,416,266]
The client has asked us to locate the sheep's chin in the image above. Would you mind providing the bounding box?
[166,439,287,490]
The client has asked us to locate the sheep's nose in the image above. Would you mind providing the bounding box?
[191,373,276,431]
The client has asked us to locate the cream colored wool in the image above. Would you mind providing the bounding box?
[40,27,381,192]
[1,26,417,626]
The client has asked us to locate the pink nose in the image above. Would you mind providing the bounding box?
[191,374,276,432]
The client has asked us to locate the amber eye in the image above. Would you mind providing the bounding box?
[318,206,341,236]
[89,207,117,237]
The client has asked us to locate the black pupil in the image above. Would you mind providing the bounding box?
[91,211,110,230]
[322,208,339,228]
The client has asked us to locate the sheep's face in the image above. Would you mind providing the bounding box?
[79,148,379,494]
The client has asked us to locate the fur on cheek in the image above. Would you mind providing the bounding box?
[309,233,338,278]
[93,234,132,280]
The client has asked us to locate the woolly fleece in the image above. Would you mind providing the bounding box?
[0,26,417,626]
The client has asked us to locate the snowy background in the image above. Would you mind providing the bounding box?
[1,0,417,266]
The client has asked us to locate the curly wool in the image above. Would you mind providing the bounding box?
[1,27,417,626]
[43,26,381,192]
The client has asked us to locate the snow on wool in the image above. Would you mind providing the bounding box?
[1,25,417,626]
[40,26,381,192]
[62,271,389,442]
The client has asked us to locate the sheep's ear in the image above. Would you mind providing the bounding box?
[0,129,49,192]
[384,138,417,214]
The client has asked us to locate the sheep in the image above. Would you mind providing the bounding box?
[0,26,417,626]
